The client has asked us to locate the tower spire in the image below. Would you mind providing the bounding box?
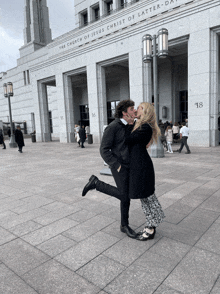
[20,0,52,57]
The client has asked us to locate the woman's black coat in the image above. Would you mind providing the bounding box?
[125,123,155,199]
[15,129,25,147]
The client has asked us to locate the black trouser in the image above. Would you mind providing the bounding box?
[96,165,130,227]
[179,136,190,152]
[2,142,6,149]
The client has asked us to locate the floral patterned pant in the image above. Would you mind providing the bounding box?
[140,193,165,228]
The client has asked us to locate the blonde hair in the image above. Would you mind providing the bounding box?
[132,102,161,143]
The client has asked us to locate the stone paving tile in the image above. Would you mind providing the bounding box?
[76,198,114,214]
[21,218,78,246]
[99,206,121,221]
[101,220,131,239]
[153,284,184,294]
[22,259,100,294]
[8,220,43,237]
[1,141,220,294]
[40,201,70,211]
[163,210,187,224]
[76,254,126,288]
[133,251,178,272]
[33,207,80,226]
[0,207,48,229]
[157,222,203,246]
[0,263,38,294]
[104,263,168,294]
[199,195,220,212]
[0,210,18,220]
[103,233,161,266]
[62,214,115,242]
[177,209,219,234]
[163,247,220,294]
[0,239,50,276]
[67,209,97,223]
[195,222,220,255]
[0,226,17,245]
[37,235,77,257]
[55,231,119,271]
[148,237,191,262]
[210,275,220,294]
[0,199,26,213]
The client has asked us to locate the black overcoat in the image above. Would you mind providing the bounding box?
[78,127,86,143]
[100,118,130,170]
[125,123,155,199]
[0,133,4,144]
[15,129,25,147]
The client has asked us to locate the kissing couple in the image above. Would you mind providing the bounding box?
[82,100,165,241]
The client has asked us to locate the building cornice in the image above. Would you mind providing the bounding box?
[30,0,219,72]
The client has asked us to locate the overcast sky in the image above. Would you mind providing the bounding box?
[0,0,75,73]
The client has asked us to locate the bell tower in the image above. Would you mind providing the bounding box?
[20,0,52,57]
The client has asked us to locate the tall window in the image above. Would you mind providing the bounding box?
[94,7,100,20]
[179,90,188,122]
[106,0,113,14]
[27,70,30,84]
[82,12,88,25]
[107,101,120,124]
[120,0,127,9]
[48,111,53,133]
[80,104,89,126]
[23,71,26,85]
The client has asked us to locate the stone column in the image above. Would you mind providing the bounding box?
[129,48,144,108]
[210,29,219,146]
[87,63,107,143]
[63,74,75,143]
[99,0,105,17]
[55,73,73,143]
[37,81,51,142]
[113,0,118,11]
[188,28,212,147]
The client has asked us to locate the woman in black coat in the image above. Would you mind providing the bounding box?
[125,102,165,241]
[15,126,25,153]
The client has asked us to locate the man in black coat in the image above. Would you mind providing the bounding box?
[78,125,86,148]
[82,100,137,238]
[15,126,25,153]
[0,129,6,149]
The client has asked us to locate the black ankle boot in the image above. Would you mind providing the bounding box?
[82,175,98,196]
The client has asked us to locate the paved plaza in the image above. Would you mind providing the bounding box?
[0,138,220,294]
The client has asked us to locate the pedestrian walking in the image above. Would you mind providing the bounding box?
[15,126,25,153]
[78,125,86,148]
[172,122,180,140]
[177,122,191,154]
[124,102,165,241]
[165,125,173,153]
[0,129,6,149]
[82,100,137,239]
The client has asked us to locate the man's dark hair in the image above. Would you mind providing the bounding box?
[114,100,135,118]
[182,122,186,126]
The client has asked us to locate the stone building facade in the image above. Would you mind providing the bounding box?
[0,0,220,146]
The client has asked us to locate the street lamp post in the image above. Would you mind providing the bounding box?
[142,28,169,158]
[3,82,17,148]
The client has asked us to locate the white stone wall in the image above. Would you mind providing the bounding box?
[1,0,220,146]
